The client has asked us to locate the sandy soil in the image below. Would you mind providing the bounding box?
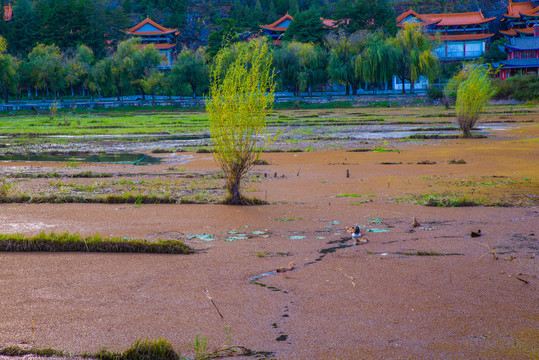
[0,120,537,359]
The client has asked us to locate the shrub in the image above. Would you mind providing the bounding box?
[427,86,443,100]
[493,75,539,102]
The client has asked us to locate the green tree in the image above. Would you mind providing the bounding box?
[335,0,397,35]
[75,44,95,97]
[131,44,162,100]
[481,38,508,63]
[0,36,20,102]
[171,48,209,98]
[28,43,66,101]
[453,64,495,137]
[88,57,114,100]
[8,0,38,56]
[275,41,327,96]
[354,31,395,93]
[390,23,439,93]
[141,69,163,107]
[326,30,367,95]
[283,8,326,45]
[207,19,241,59]
[207,38,275,205]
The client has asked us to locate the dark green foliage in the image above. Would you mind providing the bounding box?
[493,75,539,102]
[123,338,179,360]
[427,86,443,100]
[283,8,326,44]
[481,38,508,63]
[0,232,192,254]
[335,0,397,35]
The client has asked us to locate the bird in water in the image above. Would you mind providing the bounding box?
[346,225,367,245]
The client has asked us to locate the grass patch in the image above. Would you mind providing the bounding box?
[151,148,175,154]
[256,251,291,258]
[337,193,361,197]
[123,337,179,360]
[0,346,65,357]
[275,217,301,222]
[0,232,192,254]
[448,159,466,164]
[398,193,514,207]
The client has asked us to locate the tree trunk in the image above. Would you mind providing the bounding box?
[345,83,350,95]
[401,77,405,94]
[351,83,358,96]
[410,78,415,94]
[227,174,242,205]
[151,92,155,108]
[5,89,9,103]
[71,84,74,97]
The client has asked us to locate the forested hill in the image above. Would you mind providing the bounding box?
[0,0,510,56]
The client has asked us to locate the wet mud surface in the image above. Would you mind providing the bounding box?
[0,108,537,359]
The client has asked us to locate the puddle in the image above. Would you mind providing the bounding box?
[0,153,162,165]
[249,270,287,293]
[285,122,510,140]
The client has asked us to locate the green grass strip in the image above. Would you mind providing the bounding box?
[0,232,192,254]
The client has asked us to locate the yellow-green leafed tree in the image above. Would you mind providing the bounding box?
[207,38,276,205]
[455,65,495,138]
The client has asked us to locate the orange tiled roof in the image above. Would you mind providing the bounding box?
[260,13,294,32]
[397,9,495,27]
[433,33,495,41]
[151,43,177,50]
[523,5,539,17]
[125,17,178,35]
[516,27,536,34]
[504,0,534,18]
[500,28,519,36]
[3,3,13,22]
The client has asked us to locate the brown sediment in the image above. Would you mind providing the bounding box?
[0,116,537,359]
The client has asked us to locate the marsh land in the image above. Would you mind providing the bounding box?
[0,104,537,359]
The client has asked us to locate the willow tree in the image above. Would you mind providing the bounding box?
[355,31,395,93]
[326,30,368,95]
[391,23,439,93]
[207,38,275,205]
[454,65,494,138]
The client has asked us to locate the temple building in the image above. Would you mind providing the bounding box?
[396,9,495,61]
[497,27,539,79]
[259,13,294,45]
[500,0,539,38]
[3,3,13,22]
[124,17,178,69]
